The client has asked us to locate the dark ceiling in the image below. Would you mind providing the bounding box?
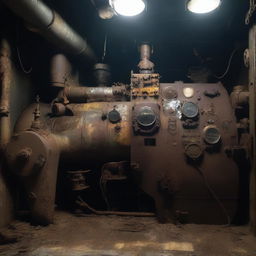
[1,0,250,88]
[45,0,248,84]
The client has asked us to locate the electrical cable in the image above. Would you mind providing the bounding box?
[16,21,32,74]
[16,46,32,74]
[213,48,238,80]
[193,164,231,226]
[102,33,108,63]
[99,172,111,210]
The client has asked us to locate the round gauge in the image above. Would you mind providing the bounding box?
[182,102,199,118]
[162,87,177,100]
[137,106,156,127]
[185,143,203,159]
[203,125,221,144]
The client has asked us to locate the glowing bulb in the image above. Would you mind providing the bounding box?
[110,0,145,16]
[187,0,221,14]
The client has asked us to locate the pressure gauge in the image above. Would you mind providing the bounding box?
[137,106,156,127]
[203,125,221,144]
[185,143,203,159]
[182,102,199,118]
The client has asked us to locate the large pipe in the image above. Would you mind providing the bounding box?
[0,39,11,152]
[3,0,96,64]
[138,43,154,74]
[56,85,128,104]
[50,54,79,88]
[93,63,111,87]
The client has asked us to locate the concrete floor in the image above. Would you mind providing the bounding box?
[0,211,256,256]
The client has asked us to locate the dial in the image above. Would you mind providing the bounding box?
[203,125,221,144]
[182,102,199,118]
[137,106,156,127]
[185,143,203,159]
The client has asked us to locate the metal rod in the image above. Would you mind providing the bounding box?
[77,197,155,217]
[57,85,127,103]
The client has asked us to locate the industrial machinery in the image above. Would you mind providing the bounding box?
[5,43,249,226]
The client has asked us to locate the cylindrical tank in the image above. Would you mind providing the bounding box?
[8,82,243,225]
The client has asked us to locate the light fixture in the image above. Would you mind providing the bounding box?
[109,0,146,17]
[187,0,221,14]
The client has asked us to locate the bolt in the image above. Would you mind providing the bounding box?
[244,49,250,68]
[16,148,32,162]
[34,154,46,170]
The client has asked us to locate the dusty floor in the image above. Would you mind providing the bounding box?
[0,211,256,256]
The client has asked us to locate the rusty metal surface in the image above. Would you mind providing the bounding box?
[14,103,51,133]
[45,12,95,62]
[67,170,90,191]
[76,196,155,217]
[50,54,73,88]
[10,80,243,225]
[230,85,249,109]
[93,63,111,87]
[131,73,160,90]
[50,102,131,163]
[6,130,60,225]
[0,39,11,151]
[138,44,155,73]
[8,44,244,225]
[56,84,129,104]
[131,82,240,224]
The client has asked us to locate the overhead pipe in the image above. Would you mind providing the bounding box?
[93,63,111,87]
[3,0,97,64]
[50,54,80,88]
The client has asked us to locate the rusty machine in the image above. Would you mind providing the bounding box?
[4,43,249,225]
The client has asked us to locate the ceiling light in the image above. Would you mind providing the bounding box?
[109,0,146,17]
[187,0,221,14]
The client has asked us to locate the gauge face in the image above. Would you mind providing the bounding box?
[162,87,177,100]
[182,102,199,118]
[185,143,202,159]
[203,126,221,144]
[137,106,156,127]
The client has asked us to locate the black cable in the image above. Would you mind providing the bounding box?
[213,48,238,80]
[16,46,32,74]
[16,21,32,74]
[100,164,111,210]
